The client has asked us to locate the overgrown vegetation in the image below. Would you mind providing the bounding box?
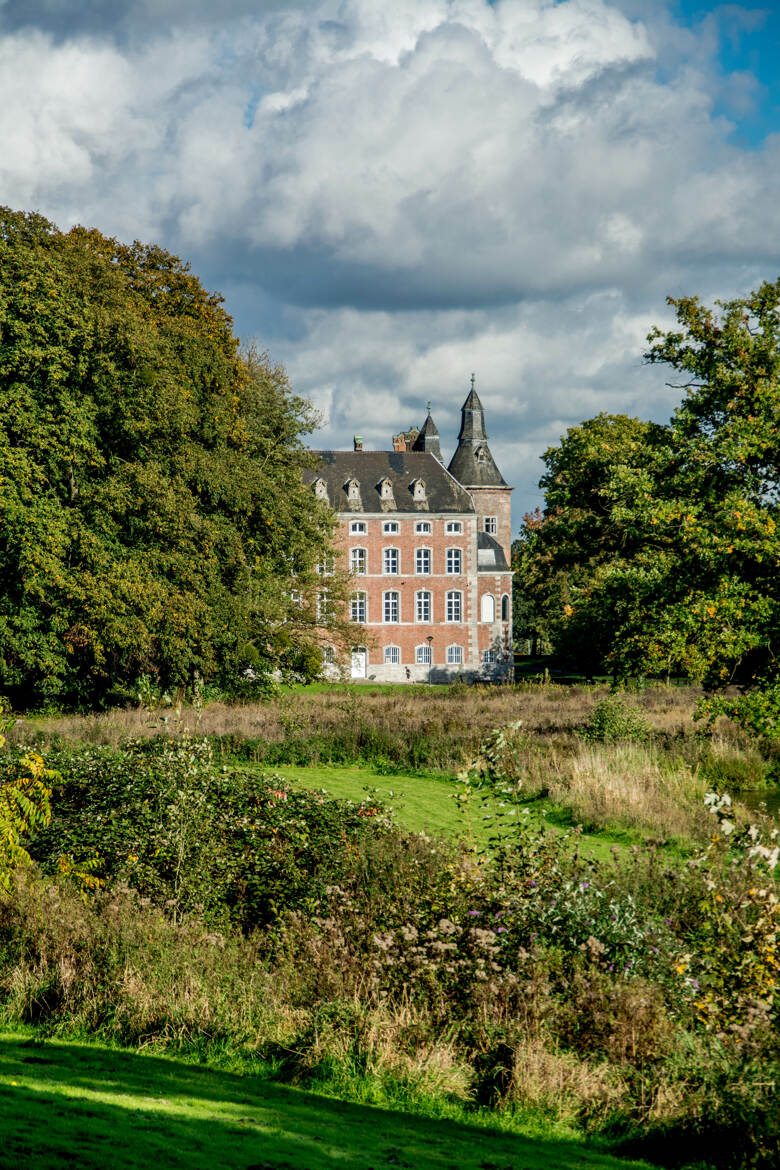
[0,208,355,708]
[2,683,780,1168]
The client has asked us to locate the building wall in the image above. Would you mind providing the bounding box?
[469,486,513,561]
[332,509,512,681]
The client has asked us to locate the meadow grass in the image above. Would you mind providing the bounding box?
[0,1028,656,1170]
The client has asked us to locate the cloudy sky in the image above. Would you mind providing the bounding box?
[2,0,779,523]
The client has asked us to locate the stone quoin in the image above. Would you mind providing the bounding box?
[305,379,513,682]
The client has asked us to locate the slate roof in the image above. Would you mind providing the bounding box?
[306,451,475,514]
[447,388,509,488]
[411,412,442,459]
[477,531,510,571]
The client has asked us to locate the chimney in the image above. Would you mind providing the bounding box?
[392,433,406,452]
[353,435,363,452]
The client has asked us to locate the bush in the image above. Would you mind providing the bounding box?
[580,696,651,744]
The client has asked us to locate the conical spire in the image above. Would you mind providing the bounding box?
[447,375,507,487]
[412,403,442,461]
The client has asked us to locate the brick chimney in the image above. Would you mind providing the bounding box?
[353,435,363,452]
[392,433,406,452]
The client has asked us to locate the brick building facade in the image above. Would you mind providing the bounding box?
[306,382,513,682]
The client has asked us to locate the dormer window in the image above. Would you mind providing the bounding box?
[345,478,361,503]
[410,478,426,502]
[377,476,395,502]
[475,445,488,463]
[313,477,328,500]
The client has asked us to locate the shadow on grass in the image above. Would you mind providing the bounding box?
[0,1032,656,1170]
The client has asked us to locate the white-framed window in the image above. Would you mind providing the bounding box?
[316,590,330,622]
[446,547,462,574]
[350,547,367,575]
[415,644,432,665]
[501,594,510,622]
[383,547,399,574]
[384,645,401,665]
[446,644,463,666]
[350,520,367,534]
[379,478,394,502]
[383,521,399,534]
[415,521,432,534]
[313,478,328,500]
[346,478,360,502]
[481,593,495,622]
[322,646,335,665]
[415,590,432,622]
[383,591,400,622]
[350,591,367,623]
[317,555,334,575]
[484,516,497,534]
[415,547,431,574]
[483,649,497,666]
[446,520,462,534]
[446,591,462,622]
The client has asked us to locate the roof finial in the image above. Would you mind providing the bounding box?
[470,372,475,391]
[426,400,432,414]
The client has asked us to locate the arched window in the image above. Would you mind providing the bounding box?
[501,594,509,622]
[446,547,462,574]
[415,547,431,574]
[383,591,400,622]
[415,591,432,622]
[481,594,495,622]
[415,644,432,665]
[384,645,401,665]
[383,547,400,574]
[446,645,463,666]
[350,547,367,575]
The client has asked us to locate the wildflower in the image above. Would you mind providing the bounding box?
[468,909,480,917]
[528,880,537,888]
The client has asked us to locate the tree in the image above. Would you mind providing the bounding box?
[522,279,780,687]
[0,208,349,706]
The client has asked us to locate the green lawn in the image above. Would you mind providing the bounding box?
[0,1031,656,1170]
[265,763,644,861]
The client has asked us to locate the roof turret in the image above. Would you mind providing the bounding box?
[447,375,508,488]
[412,404,442,461]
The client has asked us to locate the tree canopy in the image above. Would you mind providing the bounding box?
[0,208,346,706]
[516,280,780,689]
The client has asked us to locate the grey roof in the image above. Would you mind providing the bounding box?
[477,531,510,571]
[447,389,509,488]
[411,412,442,460]
[306,450,475,514]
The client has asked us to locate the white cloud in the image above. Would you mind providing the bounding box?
[0,0,778,525]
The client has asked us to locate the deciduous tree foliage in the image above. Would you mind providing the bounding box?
[521,281,780,687]
[0,208,346,705]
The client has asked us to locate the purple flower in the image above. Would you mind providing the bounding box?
[497,927,507,934]
[528,880,537,888]
[468,910,480,917]
[530,932,539,941]
[581,881,590,890]
[691,978,700,991]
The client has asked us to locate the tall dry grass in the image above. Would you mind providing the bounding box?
[12,682,705,753]
[545,743,711,839]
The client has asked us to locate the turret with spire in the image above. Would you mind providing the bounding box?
[447,374,508,488]
[412,401,442,461]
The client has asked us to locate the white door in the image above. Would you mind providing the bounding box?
[351,648,367,678]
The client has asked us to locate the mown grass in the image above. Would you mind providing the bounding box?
[0,1029,656,1170]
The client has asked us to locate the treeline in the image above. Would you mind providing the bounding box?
[513,281,780,723]
[0,209,352,708]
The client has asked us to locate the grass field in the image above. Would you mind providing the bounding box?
[266,763,655,861]
[0,1030,656,1170]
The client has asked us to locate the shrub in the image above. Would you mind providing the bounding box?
[580,695,651,744]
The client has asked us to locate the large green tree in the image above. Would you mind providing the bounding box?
[0,208,347,705]
[522,281,780,687]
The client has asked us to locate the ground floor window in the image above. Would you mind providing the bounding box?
[416,644,432,665]
[482,649,496,666]
[384,645,400,665]
[446,645,463,665]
